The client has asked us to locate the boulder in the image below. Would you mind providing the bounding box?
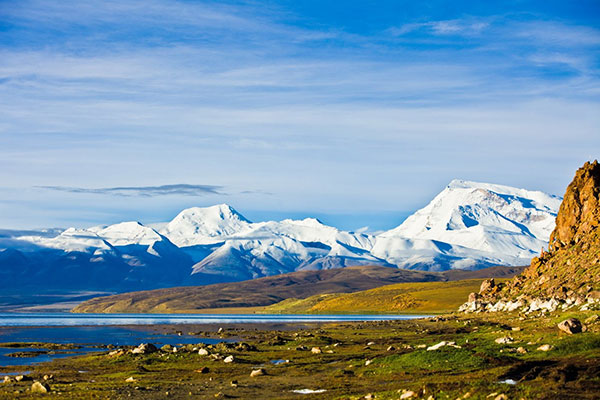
[250,368,266,377]
[558,318,583,334]
[311,347,322,354]
[400,390,415,399]
[223,355,234,363]
[31,381,50,394]
[131,343,158,354]
[494,337,514,344]
[537,344,553,351]
[198,348,209,356]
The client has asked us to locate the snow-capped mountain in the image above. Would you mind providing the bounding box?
[160,204,253,247]
[371,180,561,270]
[0,180,561,292]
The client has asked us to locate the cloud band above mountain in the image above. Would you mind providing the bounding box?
[36,184,223,197]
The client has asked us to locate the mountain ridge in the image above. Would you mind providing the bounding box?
[0,179,560,293]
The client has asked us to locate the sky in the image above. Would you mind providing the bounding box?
[0,0,599,231]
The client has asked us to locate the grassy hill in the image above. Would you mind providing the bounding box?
[73,265,524,313]
[264,279,507,314]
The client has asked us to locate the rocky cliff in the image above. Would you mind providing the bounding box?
[461,160,600,313]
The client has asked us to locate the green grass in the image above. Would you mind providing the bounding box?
[265,279,500,314]
[372,347,487,373]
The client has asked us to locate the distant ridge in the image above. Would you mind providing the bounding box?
[72,264,526,313]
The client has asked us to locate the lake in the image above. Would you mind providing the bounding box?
[0,312,428,326]
[0,313,427,367]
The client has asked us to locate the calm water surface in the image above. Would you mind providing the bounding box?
[0,312,427,326]
[0,313,426,367]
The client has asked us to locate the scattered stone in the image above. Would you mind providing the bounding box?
[365,359,372,366]
[427,341,461,351]
[416,344,427,349]
[295,345,308,351]
[31,381,50,394]
[494,336,514,344]
[161,344,173,352]
[214,392,224,398]
[15,375,32,382]
[537,344,553,351]
[236,342,256,352]
[516,347,527,354]
[366,341,375,346]
[585,314,599,324]
[364,393,374,399]
[494,395,507,400]
[230,380,238,387]
[131,343,157,354]
[250,368,266,377]
[3,376,13,383]
[125,377,136,382]
[108,349,124,357]
[400,390,416,399]
[223,355,234,363]
[511,327,522,331]
[217,327,224,334]
[195,367,210,374]
[558,318,583,334]
[198,348,210,356]
[311,347,322,354]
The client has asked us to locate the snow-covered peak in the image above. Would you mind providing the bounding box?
[160,204,252,246]
[446,179,561,209]
[17,227,114,253]
[380,179,561,256]
[91,221,165,247]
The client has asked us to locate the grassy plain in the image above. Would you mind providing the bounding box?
[1,309,599,399]
[264,279,497,314]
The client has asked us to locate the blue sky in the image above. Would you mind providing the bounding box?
[0,0,599,231]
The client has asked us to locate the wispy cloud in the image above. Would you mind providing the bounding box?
[36,184,223,197]
[387,18,490,37]
[0,1,599,229]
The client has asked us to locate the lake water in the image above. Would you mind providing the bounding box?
[0,313,426,368]
[0,325,224,367]
[0,312,427,326]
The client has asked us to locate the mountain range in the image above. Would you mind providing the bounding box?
[0,180,561,293]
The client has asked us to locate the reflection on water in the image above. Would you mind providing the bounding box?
[0,312,426,326]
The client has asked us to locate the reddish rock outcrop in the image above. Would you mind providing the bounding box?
[461,161,600,313]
